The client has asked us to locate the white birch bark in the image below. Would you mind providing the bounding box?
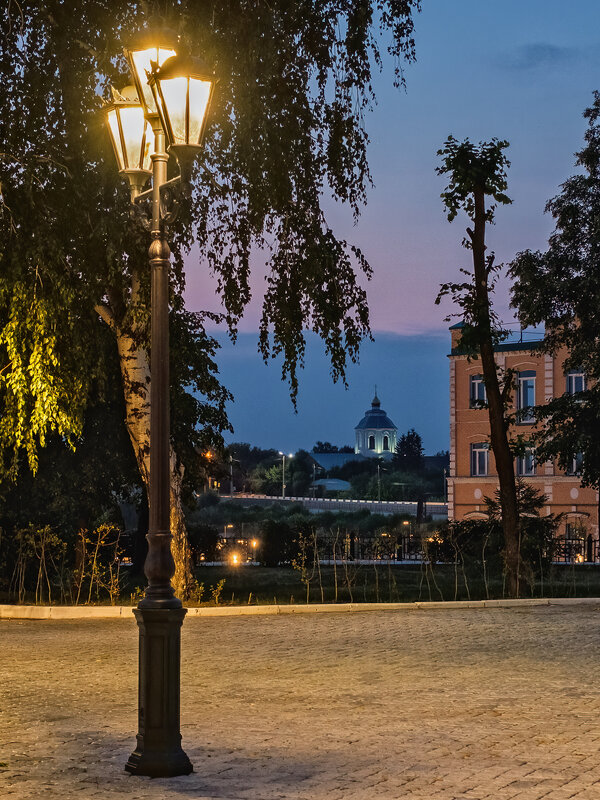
[97,299,193,598]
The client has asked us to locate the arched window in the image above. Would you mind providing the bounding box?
[368,435,375,450]
[383,435,389,451]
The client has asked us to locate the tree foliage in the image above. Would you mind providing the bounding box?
[436,136,522,597]
[0,0,422,484]
[393,427,423,471]
[435,136,512,352]
[509,92,600,488]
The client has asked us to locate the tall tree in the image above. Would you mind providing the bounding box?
[436,136,522,596]
[313,442,339,454]
[0,0,420,596]
[509,92,600,488]
[393,428,424,471]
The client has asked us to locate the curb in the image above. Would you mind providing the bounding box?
[2,597,600,620]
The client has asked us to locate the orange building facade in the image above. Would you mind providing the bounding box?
[448,323,598,559]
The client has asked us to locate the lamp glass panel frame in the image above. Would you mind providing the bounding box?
[152,74,214,147]
[127,46,177,116]
[106,103,152,173]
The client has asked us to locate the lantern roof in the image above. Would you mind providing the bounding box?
[124,24,179,53]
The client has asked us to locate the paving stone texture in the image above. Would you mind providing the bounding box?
[2,605,600,800]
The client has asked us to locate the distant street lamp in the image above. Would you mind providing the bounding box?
[279,451,293,498]
[104,25,215,779]
[376,461,387,503]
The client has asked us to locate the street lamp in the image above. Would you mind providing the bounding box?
[279,451,293,499]
[148,54,215,185]
[124,27,178,123]
[104,28,215,779]
[104,86,152,197]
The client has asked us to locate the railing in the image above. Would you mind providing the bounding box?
[502,324,545,345]
[223,493,448,519]
[202,532,427,565]
[552,535,599,564]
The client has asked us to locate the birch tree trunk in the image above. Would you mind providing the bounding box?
[107,313,193,599]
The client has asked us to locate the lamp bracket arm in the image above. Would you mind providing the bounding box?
[159,176,182,225]
[132,175,185,225]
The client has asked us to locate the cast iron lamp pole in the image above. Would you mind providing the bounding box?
[104,29,215,778]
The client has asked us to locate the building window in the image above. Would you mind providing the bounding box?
[567,452,583,476]
[566,370,586,395]
[368,435,375,450]
[516,448,536,476]
[383,435,389,451]
[517,371,536,423]
[471,442,489,476]
[469,374,487,408]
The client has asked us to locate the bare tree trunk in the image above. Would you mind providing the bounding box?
[471,188,520,597]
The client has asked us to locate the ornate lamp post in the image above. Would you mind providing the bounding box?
[104,28,215,778]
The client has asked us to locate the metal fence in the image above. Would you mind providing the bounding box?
[209,530,600,567]
[552,534,600,564]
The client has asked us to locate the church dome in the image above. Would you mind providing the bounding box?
[355,396,396,430]
[354,391,397,458]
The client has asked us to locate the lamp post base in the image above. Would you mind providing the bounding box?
[125,607,193,778]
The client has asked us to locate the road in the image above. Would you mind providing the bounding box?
[2,604,600,799]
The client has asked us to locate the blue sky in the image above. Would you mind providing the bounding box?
[212,331,450,454]
[189,0,600,454]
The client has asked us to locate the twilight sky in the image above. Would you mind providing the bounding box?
[186,0,600,454]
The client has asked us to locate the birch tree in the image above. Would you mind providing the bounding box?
[0,0,420,595]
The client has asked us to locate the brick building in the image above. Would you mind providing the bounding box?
[448,322,598,559]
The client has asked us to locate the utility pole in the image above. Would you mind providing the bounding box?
[279,451,293,499]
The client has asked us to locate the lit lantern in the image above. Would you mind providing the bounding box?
[148,55,215,158]
[105,85,152,194]
[124,28,178,121]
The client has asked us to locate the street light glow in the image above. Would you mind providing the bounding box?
[124,27,178,120]
[148,55,215,149]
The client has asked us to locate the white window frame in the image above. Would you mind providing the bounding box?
[567,452,583,476]
[517,448,536,476]
[469,374,487,408]
[471,442,489,477]
[517,371,536,424]
[566,370,586,396]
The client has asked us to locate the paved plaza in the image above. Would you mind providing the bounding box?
[2,604,600,799]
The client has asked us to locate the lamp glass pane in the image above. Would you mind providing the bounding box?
[141,130,152,171]
[159,76,189,144]
[107,109,125,170]
[119,106,147,170]
[131,46,176,114]
[188,78,212,144]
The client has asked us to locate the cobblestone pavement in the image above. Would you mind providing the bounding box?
[2,605,600,800]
